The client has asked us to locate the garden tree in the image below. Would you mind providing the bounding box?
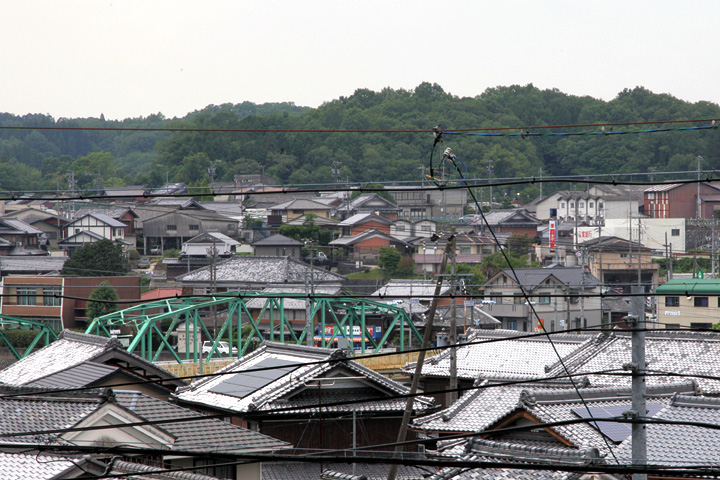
[479,252,535,280]
[61,239,128,276]
[378,246,402,274]
[394,257,417,278]
[507,233,535,257]
[86,281,120,320]
[445,263,486,294]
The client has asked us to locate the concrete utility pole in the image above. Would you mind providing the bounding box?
[626,296,647,480]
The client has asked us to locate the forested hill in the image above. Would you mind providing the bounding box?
[1,83,719,199]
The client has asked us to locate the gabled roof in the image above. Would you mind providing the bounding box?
[581,235,650,253]
[406,328,593,381]
[0,330,186,390]
[173,341,434,415]
[544,330,720,394]
[57,230,106,244]
[614,394,720,466]
[114,390,290,453]
[487,267,601,292]
[184,231,240,246]
[66,212,128,228]
[338,212,393,227]
[175,256,346,285]
[73,206,138,220]
[329,228,410,247]
[245,285,343,310]
[252,233,304,247]
[337,193,400,212]
[271,198,333,211]
[428,438,597,480]
[148,197,206,209]
[479,209,541,227]
[0,217,43,235]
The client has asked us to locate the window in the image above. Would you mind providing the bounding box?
[17,287,37,306]
[578,202,585,209]
[694,297,709,307]
[665,296,680,307]
[539,296,551,304]
[507,320,517,330]
[691,322,713,330]
[671,229,680,237]
[166,224,177,231]
[598,202,604,209]
[395,225,405,232]
[228,223,236,231]
[189,224,199,232]
[560,202,565,209]
[459,246,471,255]
[43,287,62,306]
[569,202,575,209]
[421,225,432,232]
[647,192,655,200]
[620,253,628,258]
[589,202,594,209]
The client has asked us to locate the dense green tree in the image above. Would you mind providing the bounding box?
[61,239,128,276]
[86,281,120,320]
[378,246,402,274]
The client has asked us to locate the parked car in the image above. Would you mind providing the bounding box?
[202,340,238,355]
[137,257,150,268]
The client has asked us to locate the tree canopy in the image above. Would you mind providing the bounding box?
[1,84,719,196]
[86,281,120,320]
[61,239,128,276]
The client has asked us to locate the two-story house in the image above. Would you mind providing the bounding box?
[141,209,240,254]
[59,212,130,254]
[656,278,720,330]
[580,235,659,292]
[413,233,499,274]
[482,266,603,332]
[644,182,720,219]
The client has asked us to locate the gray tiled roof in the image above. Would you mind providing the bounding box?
[174,342,434,415]
[497,267,601,290]
[614,394,720,466]
[407,329,593,380]
[244,285,343,310]
[67,212,128,228]
[262,462,427,480]
[176,256,347,285]
[0,330,185,389]
[0,386,109,444]
[544,330,720,394]
[27,361,121,388]
[0,452,82,479]
[0,255,67,273]
[252,233,304,246]
[114,390,290,453]
[427,438,591,480]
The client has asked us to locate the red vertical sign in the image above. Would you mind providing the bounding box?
[549,220,556,248]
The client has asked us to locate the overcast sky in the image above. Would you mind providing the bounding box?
[2,1,718,121]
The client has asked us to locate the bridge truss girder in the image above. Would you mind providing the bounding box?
[0,315,59,359]
[85,294,422,363]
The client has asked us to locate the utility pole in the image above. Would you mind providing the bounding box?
[448,235,458,405]
[387,237,453,480]
[305,240,315,346]
[626,300,647,480]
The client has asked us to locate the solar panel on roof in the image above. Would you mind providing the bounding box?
[209,358,300,399]
[571,403,663,443]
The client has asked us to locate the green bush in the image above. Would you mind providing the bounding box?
[2,329,52,349]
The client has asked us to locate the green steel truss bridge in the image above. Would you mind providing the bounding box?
[85,293,422,363]
[0,315,58,359]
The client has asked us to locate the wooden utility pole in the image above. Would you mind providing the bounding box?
[387,238,453,480]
